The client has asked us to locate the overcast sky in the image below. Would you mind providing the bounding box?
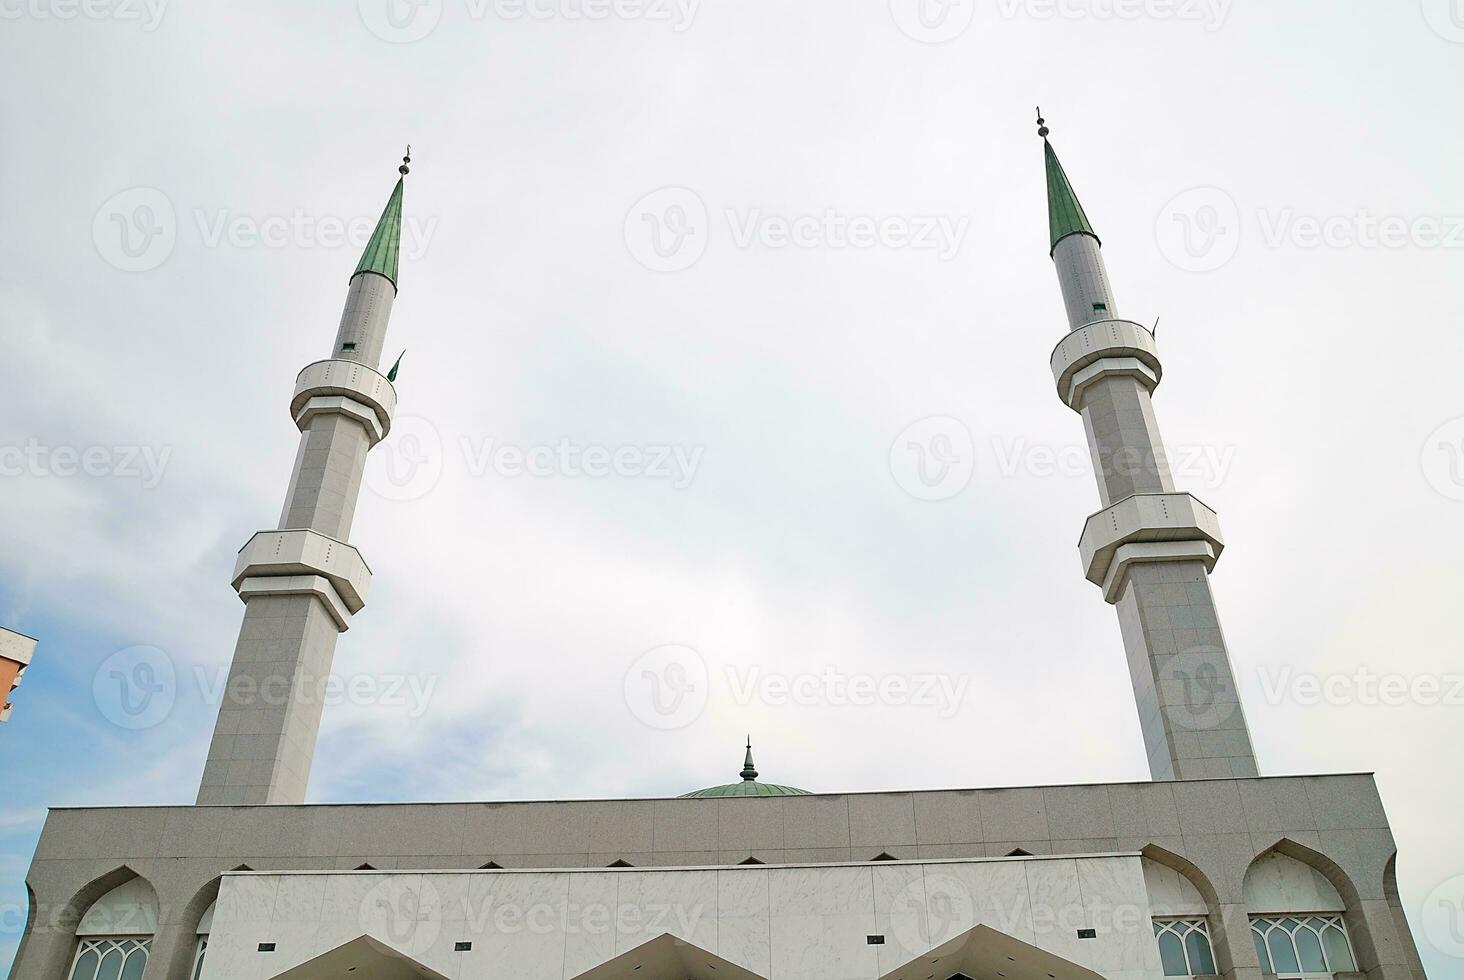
[3,0,1464,974]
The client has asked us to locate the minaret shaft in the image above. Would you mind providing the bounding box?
[197,163,407,806]
[1053,233,1119,331]
[1079,376,1175,507]
[1042,129,1258,781]
[332,272,397,368]
[278,411,373,540]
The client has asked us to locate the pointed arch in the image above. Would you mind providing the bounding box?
[62,867,144,931]
[158,876,224,980]
[1141,844,1222,911]
[1141,843,1232,977]
[9,885,39,974]
[1244,837,1376,974]
[1383,853,1428,980]
[75,876,159,937]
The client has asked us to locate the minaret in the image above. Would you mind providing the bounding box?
[1038,113,1258,780]
[197,152,411,805]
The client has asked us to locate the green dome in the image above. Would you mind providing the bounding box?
[680,781,811,799]
[680,740,810,798]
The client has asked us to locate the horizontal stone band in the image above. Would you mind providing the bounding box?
[293,395,385,445]
[1078,492,1224,603]
[232,529,372,616]
[291,359,396,442]
[1051,319,1162,411]
[236,574,354,631]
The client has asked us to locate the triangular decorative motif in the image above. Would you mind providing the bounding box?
[265,935,450,980]
[567,933,768,980]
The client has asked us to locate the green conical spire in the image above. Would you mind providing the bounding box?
[1039,112,1098,254]
[352,147,411,289]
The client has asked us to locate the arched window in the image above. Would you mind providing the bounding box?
[67,939,151,980]
[1249,916,1356,977]
[68,877,159,980]
[1142,855,1218,977]
[1244,850,1358,978]
[192,899,215,980]
[1153,919,1216,977]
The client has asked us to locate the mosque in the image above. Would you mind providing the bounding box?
[8,127,1428,980]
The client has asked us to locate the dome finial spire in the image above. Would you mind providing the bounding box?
[399,144,412,177]
[1037,107,1049,140]
[740,737,758,781]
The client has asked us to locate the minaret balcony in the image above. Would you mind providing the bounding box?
[1050,319,1163,411]
[231,529,373,630]
[1078,492,1225,603]
[291,359,397,445]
